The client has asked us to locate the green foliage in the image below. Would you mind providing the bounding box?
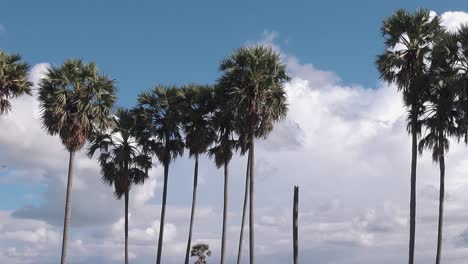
[38,59,117,151]
[133,85,185,165]
[208,84,238,167]
[87,108,153,198]
[181,84,217,158]
[0,49,32,115]
[218,45,290,151]
[376,9,443,135]
[191,243,211,264]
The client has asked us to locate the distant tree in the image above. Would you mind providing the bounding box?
[38,59,116,264]
[87,108,152,264]
[133,85,185,264]
[376,9,442,264]
[191,243,212,264]
[0,49,32,115]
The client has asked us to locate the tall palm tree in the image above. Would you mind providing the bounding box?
[181,84,217,264]
[219,45,289,264]
[0,50,32,115]
[133,85,185,264]
[376,9,442,264]
[87,108,152,264]
[208,84,238,264]
[419,32,464,264]
[38,59,116,264]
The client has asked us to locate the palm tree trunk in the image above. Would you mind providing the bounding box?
[125,190,129,264]
[184,155,199,264]
[220,160,229,264]
[408,125,417,264]
[249,137,255,264]
[435,141,445,264]
[156,162,169,264]
[237,149,251,264]
[60,151,75,264]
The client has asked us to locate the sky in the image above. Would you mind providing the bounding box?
[2,1,468,263]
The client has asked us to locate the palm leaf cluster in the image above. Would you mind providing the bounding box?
[0,49,32,115]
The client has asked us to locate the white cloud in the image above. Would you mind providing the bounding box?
[440,11,468,32]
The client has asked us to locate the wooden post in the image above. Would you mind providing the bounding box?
[293,186,299,264]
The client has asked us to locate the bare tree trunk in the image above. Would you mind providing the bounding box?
[60,151,75,264]
[156,162,169,264]
[408,124,417,264]
[237,149,251,264]
[435,140,445,264]
[184,155,199,264]
[125,190,129,264]
[249,137,255,264]
[293,186,299,264]
[220,161,229,264]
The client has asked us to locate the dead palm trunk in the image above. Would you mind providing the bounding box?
[435,136,445,264]
[408,120,417,264]
[125,190,129,264]
[249,137,255,264]
[156,160,169,264]
[236,149,251,264]
[60,151,75,264]
[184,155,199,264]
[220,160,229,264]
[293,186,299,264]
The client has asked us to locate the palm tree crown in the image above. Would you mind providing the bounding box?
[0,49,32,115]
[377,9,443,132]
[182,84,217,158]
[133,85,185,165]
[219,45,289,149]
[87,108,152,198]
[38,59,117,151]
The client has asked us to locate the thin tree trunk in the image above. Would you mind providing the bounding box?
[220,161,229,264]
[184,155,199,264]
[408,124,417,264]
[293,186,299,264]
[156,162,169,264]
[60,151,75,264]
[125,190,129,264]
[435,140,445,264]
[249,137,255,264]
[237,149,251,264]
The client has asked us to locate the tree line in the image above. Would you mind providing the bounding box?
[0,45,288,264]
[2,7,468,264]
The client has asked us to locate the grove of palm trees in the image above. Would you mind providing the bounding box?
[2,5,468,264]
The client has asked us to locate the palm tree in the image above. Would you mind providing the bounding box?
[219,45,290,264]
[133,85,185,264]
[0,50,32,115]
[208,84,238,264]
[181,84,217,264]
[87,108,152,264]
[38,59,116,264]
[418,32,464,264]
[376,9,442,264]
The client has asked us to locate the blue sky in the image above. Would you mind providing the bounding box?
[3,2,468,264]
[1,0,466,107]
